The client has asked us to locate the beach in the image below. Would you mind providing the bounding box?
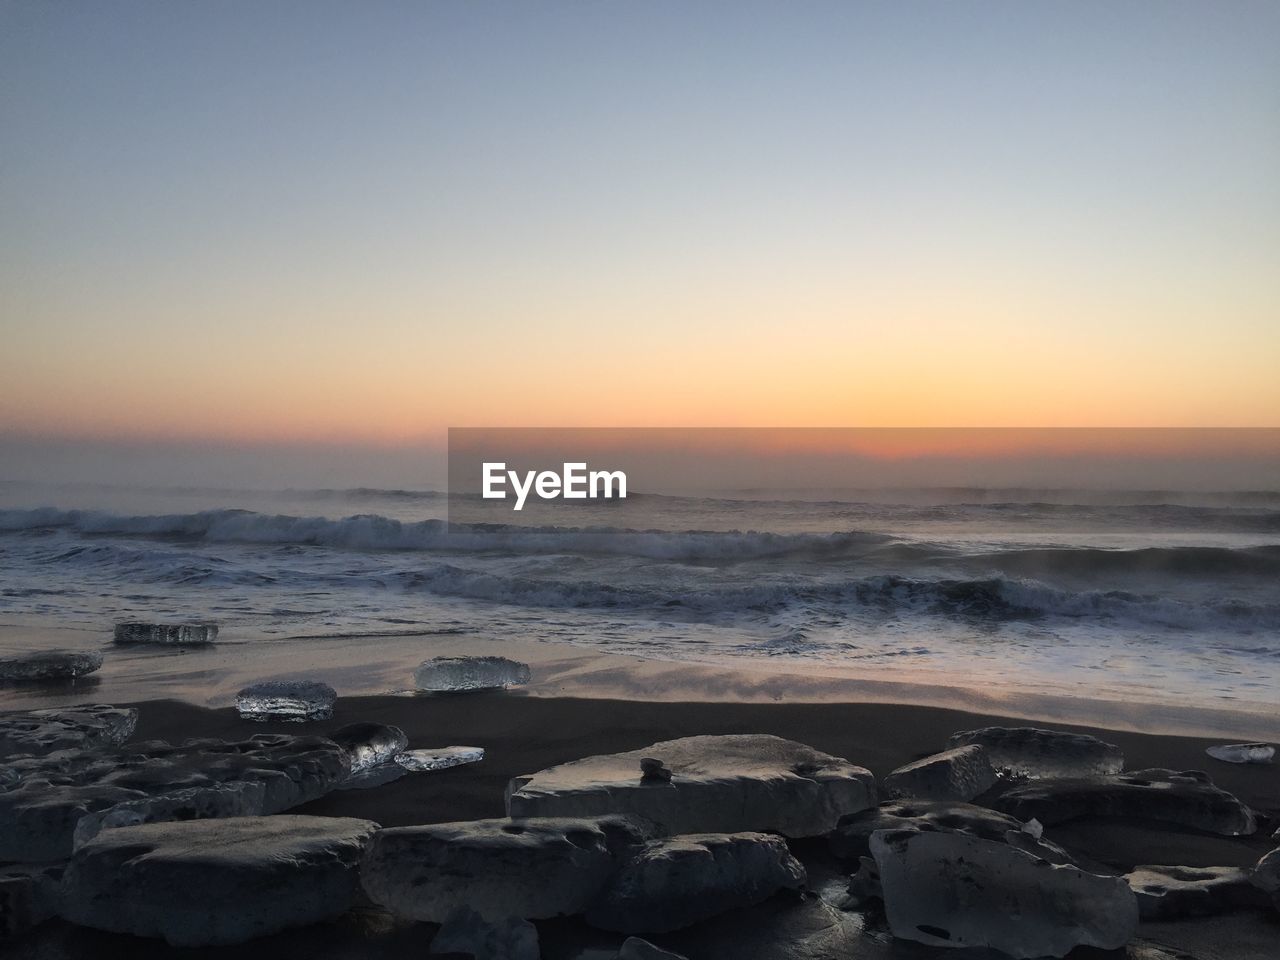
[2,484,1278,956]
[4,634,1279,959]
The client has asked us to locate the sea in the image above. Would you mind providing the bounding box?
[1,481,1278,712]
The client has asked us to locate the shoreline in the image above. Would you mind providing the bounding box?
[4,621,1280,741]
[12,689,1274,958]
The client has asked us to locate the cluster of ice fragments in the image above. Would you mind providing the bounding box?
[0,725,351,860]
[330,721,484,790]
[230,655,534,724]
[0,704,137,757]
[826,725,1276,957]
[4,689,1277,959]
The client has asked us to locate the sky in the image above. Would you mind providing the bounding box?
[2,1,1278,451]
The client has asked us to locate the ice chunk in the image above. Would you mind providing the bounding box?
[585,832,806,934]
[0,864,62,940]
[337,762,411,790]
[339,746,483,788]
[72,780,266,848]
[414,656,531,692]
[1253,848,1280,905]
[507,734,875,838]
[235,680,336,721]
[0,705,138,756]
[0,649,103,681]
[395,746,484,771]
[948,726,1123,778]
[360,815,652,922]
[329,722,409,772]
[871,828,1138,956]
[829,798,1074,865]
[995,768,1257,836]
[0,733,349,860]
[883,744,996,801]
[429,907,539,960]
[61,815,378,946]
[1206,742,1274,765]
[1123,864,1267,919]
[113,622,218,645]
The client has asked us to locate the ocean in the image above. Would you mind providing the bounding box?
[1,481,1277,712]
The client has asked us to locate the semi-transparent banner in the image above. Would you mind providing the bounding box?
[446,427,1280,527]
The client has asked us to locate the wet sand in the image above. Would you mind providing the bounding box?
[4,621,1279,741]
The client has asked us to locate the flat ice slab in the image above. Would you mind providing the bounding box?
[0,650,103,681]
[507,734,875,838]
[1205,742,1274,765]
[994,768,1257,836]
[396,746,484,771]
[948,726,1123,778]
[414,656,531,692]
[113,622,218,645]
[61,815,378,946]
[871,828,1138,956]
[338,746,484,790]
[361,815,651,922]
[235,679,337,721]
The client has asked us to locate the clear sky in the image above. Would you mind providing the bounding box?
[2,1,1277,445]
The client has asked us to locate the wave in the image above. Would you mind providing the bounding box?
[0,507,900,562]
[19,535,1280,634]
[4,507,1280,577]
[979,544,1280,577]
[369,569,1280,632]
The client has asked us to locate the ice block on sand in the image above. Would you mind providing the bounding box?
[114,623,218,645]
[235,680,336,721]
[414,656,530,692]
[0,650,103,681]
[395,746,484,771]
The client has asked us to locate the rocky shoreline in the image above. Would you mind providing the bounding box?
[2,658,1278,958]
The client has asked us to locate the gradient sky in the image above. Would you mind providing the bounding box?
[2,1,1278,445]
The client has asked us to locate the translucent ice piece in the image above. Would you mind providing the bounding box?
[0,650,103,681]
[113,622,218,645]
[394,746,485,771]
[329,722,409,773]
[235,680,337,721]
[1206,742,1275,765]
[947,726,1123,779]
[414,656,530,692]
[337,762,410,791]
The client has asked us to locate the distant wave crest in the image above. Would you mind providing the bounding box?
[4,507,1280,576]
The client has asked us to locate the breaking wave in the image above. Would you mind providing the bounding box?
[4,507,1279,575]
[19,535,1280,633]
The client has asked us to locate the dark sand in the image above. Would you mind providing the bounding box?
[10,692,1280,959]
